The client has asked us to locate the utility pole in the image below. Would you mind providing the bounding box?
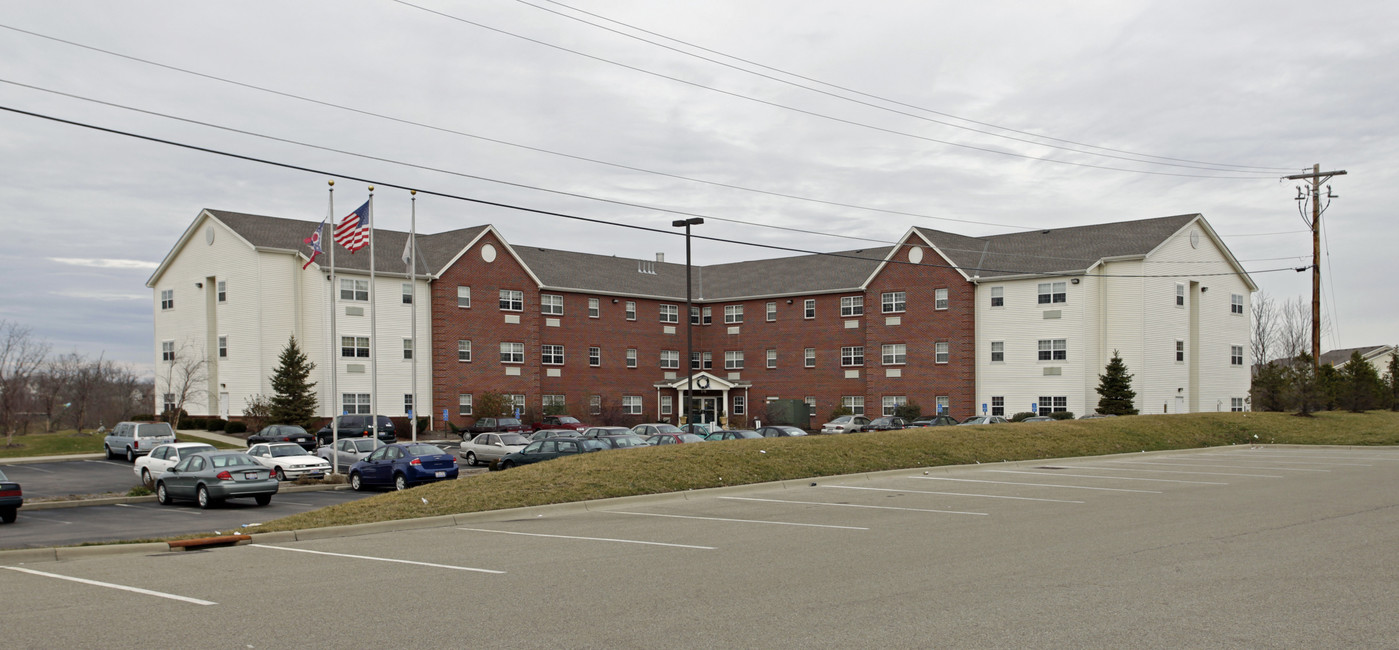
[1283,164,1346,372]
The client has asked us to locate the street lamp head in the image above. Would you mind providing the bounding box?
[672,218,704,227]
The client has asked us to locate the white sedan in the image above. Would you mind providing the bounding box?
[132,442,217,485]
[247,442,331,481]
[460,432,531,466]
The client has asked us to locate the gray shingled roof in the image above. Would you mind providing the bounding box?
[207,209,480,276]
[1319,345,1393,367]
[917,214,1200,278]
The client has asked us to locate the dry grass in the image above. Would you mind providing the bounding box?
[246,410,1399,534]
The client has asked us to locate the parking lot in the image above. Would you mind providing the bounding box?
[3,445,1396,647]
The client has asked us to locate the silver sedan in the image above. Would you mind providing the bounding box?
[460,432,531,466]
[318,437,385,472]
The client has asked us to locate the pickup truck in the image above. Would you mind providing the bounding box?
[466,417,532,437]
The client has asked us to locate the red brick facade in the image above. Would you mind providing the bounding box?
[431,231,975,429]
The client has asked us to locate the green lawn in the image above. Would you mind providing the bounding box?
[249,410,1399,534]
[0,429,241,458]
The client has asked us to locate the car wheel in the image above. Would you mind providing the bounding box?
[500,460,514,470]
[104,444,114,460]
[197,485,215,509]
[125,447,135,462]
[156,482,171,506]
[141,468,152,486]
[350,472,363,491]
[275,467,287,481]
[394,473,408,491]
[1,507,17,523]
[465,452,477,467]
[254,494,272,506]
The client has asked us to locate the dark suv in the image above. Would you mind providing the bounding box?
[317,415,397,445]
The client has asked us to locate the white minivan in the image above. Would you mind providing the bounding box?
[104,421,177,462]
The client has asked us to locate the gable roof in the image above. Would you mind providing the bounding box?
[915,214,1202,279]
[1319,345,1395,367]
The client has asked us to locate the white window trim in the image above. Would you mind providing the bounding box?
[458,340,472,362]
[881,291,906,314]
[457,285,471,308]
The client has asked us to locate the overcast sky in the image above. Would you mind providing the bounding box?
[2,0,1394,376]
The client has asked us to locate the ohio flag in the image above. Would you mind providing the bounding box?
[334,201,370,253]
[302,219,326,270]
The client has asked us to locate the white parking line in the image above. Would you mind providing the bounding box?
[274,500,315,506]
[1053,464,1283,479]
[1103,460,1328,472]
[986,470,1228,485]
[82,460,130,468]
[115,503,204,516]
[719,496,987,516]
[10,512,74,524]
[249,544,505,574]
[823,485,1085,504]
[458,527,715,549]
[1,566,216,606]
[911,476,1162,493]
[12,464,54,474]
[612,511,869,530]
[1214,452,1399,462]
[1197,454,1371,466]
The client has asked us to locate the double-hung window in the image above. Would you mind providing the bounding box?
[625,301,636,320]
[660,350,680,369]
[1038,396,1068,413]
[766,349,777,368]
[541,294,563,315]
[622,396,642,415]
[883,396,906,417]
[500,342,524,364]
[804,299,816,319]
[1231,294,1244,315]
[588,298,599,318]
[934,288,948,310]
[341,279,368,302]
[216,281,226,303]
[725,305,744,324]
[458,394,473,416]
[499,289,523,311]
[1176,340,1185,362]
[160,289,174,310]
[402,338,414,360]
[691,351,712,370]
[341,336,370,358]
[541,344,564,365]
[840,296,863,317]
[458,340,471,362]
[935,342,949,364]
[725,351,744,370]
[161,340,174,362]
[881,291,905,313]
[804,348,816,368]
[841,346,864,366]
[660,304,678,323]
[1230,345,1244,367]
[1038,282,1066,305]
[990,341,1004,363]
[626,348,637,368]
[1037,339,1067,361]
[1175,284,1186,308]
[401,283,413,305]
[881,344,906,365]
[589,347,600,367]
[457,286,471,308]
[841,396,864,416]
[990,286,1004,308]
[218,336,228,359]
[766,302,777,321]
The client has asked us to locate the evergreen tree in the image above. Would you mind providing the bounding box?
[268,335,318,426]
[1289,353,1319,416]
[1095,350,1138,415]
[1249,361,1290,412]
[1388,349,1399,412]
[1338,350,1385,413]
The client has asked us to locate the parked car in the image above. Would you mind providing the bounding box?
[246,442,332,481]
[0,468,21,524]
[958,415,1009,425]
[497,437,608,469]
[534,415,587,431]
[155,451,278,509]
[349,443,459,491]
[133,442,217,485]
[316,415,396,445]
[820,415,870,434]
[679,423,718,436]
[865,417,908,431]
[645,432,707,445]
[104,421,177,462]
[531,428,584,441]
[318,437,386,472]
[1021,416,1055,423]
[758,426,809,438]
[632,423,683,437]
[460,432,531,466]
[592,433,652,449]
[468,417,532,435]
[705,429,763,441]
[247,424,317,451]
[579,426,632,438]
[910,416,959,427]
[1079,413,1118,420]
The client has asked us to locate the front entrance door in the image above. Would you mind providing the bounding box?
[698,397,718,424]
[219,392,230,420]
[1173,396,1185,414]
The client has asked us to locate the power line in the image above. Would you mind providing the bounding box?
[0,103,1305,280]
[388,3,1279,180]
[512,0,1295,174]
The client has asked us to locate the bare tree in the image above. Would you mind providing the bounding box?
[0,321,50,447]
[70,355,139,433]
[32,352,82,432]
[1250,290,1277,373]
[157,340,208,431]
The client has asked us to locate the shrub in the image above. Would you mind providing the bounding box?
[1050,411,1076,420]
[206,418,226,431]
[183,417,206,430]
[225,421,248,434]
[1010,412,1037,422]
[894,401,922,422]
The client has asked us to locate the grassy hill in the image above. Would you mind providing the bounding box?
[249,410,1399,534]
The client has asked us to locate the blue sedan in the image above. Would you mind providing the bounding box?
[349,443,458,491]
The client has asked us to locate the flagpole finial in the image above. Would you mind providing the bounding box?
[410,190,417,196]
[328,180,334,187]
[368,185,375,192]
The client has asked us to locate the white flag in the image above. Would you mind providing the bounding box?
[401,233,415,270]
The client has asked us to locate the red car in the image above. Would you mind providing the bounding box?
[533,415,587,432]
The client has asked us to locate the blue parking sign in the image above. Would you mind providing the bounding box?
[982,403,988,414]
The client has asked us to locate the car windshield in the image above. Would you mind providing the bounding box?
[0,469,9,481]
[830,416,852,424]
[655,424,683,434]
[405,444,444,456]
[184,444,216,454]
[678,434,706,443]
[499,434,530,446]
[778,428,807,436]
[555,416,580,424]
[138,422,175,437]
[281,426,309,435]
[352,439,378,452]
[607,435,649,448]
[499,418,522,426]
[211,454,259,468]
[270,445,309,457]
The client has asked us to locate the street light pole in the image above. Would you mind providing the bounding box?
[673,218,703,429]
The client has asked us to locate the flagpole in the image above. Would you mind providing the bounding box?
[409,190,418,443]
[327,180,340,472]
[368,186,378,445]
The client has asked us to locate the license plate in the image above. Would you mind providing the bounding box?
[244,471,258,480]
[435,471,446,478]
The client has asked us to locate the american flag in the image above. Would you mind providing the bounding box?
[334,200,370,253]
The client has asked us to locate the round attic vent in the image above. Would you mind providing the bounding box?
[908,247,924,264]
[205,226,215,245]
[481,243,497,263]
